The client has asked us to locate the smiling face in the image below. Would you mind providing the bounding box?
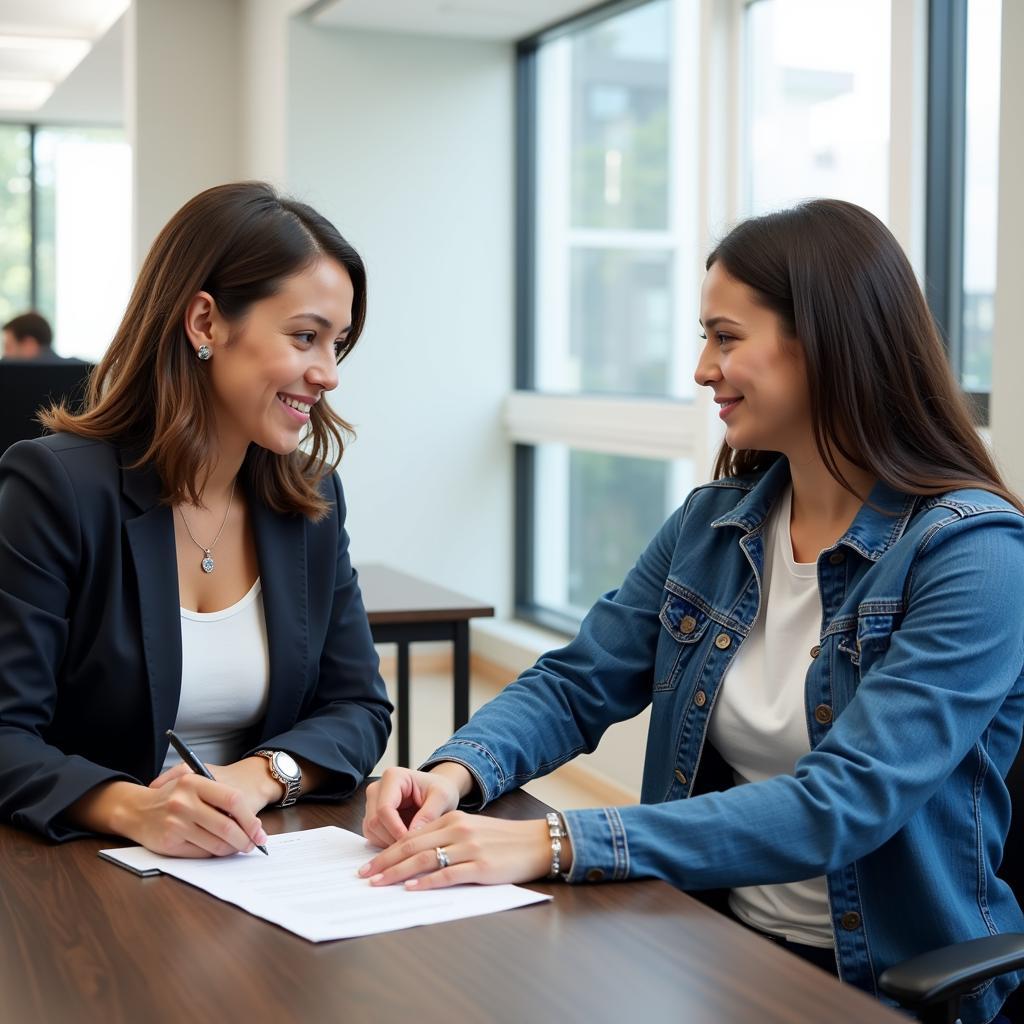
[695,261,812,458]
[188,257,354,460]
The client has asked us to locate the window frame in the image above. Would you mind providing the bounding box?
[512,0,986,633]
[0,118,123,328]
[0,122,37,317]
[0,117,130,360]
[512,0,712,632]
[925,0,992,425]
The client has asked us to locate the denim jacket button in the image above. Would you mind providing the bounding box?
[585,868,605,882]
[714,632,731,650]
[679,615,697,634]
[810,644,821,659]
[814,704,833,725]
[829,551,845,565]
[694,690,707,707]
[840,911,862,931]
[674,768,687,785]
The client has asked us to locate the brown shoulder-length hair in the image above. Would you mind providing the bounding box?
[706,198,1023,512]
[41,180,367,520]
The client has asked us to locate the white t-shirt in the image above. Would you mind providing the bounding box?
[707,486,834,948]
[161,578,271,773]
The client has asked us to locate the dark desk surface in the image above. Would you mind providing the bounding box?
[357,563,494,625]
[0,787,904,1024]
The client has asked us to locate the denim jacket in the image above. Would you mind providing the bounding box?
[426,459,1024,1023]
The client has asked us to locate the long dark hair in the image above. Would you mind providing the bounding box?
[707,199,1022,512]
[41,181,366,520]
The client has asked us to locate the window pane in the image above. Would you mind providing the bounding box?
[569,1,671,230]
[34,126,131,362]
[961,0,1001,393]
[561,247,673,396]
[0,124,32,329]
[534,0,685,399]
[533,445,693,620]
[743,0,891,220]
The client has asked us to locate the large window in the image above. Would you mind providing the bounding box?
[514,0,1001,632]
[0,123,130,362]
[514,0,701,631]
[533,0,684,399]
[0,125,32,326]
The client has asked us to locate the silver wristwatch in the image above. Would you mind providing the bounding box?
[255,749,301,807]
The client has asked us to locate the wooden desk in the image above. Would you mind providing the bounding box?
[0,787,905,1024]
[358,563,495,767]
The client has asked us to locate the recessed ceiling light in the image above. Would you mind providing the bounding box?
[0,79,56,110]
[0,35,91,57]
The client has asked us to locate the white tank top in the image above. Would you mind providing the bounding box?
[707,486,834,948]
[161,578,271,773]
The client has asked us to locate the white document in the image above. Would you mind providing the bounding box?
[99,826,551,941]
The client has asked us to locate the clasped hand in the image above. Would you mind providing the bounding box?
[359,766,563,889]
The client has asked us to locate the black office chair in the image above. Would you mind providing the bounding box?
[0,360,92,454]
[879,743,1024,1024]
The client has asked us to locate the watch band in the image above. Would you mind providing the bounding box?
[255,749,301,807]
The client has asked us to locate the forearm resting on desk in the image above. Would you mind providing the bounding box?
[66,779,148,836]
[68,757,327,835]
[428,761,574,872]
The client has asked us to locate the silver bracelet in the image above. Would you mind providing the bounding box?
[546,812,566,879]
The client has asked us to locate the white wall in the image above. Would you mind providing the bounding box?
[989,0,1024,493]
[286,21,515,616]
[125,0,241,267]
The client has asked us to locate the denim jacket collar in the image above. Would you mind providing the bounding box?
[710,457,919,562]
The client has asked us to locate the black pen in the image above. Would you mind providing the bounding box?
[165,729,269,856]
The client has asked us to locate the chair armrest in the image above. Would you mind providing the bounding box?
[878,933,1024,1008]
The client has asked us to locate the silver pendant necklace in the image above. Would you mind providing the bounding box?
[177,477,236,574]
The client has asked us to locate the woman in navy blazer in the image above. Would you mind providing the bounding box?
[0,182,392,854]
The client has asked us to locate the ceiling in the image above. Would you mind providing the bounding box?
[310,0,604,41]
[0,0,128,114]
[0,0,606,119]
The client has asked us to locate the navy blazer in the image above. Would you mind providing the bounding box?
[0,434,392,840]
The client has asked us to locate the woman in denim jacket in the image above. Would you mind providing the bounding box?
[361,199,1024,1022]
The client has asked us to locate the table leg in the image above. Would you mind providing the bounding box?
[454,620,470,731]
[397,641,410,767]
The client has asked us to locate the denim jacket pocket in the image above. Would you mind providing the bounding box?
[655,591,712,692]
[836,608,901,673]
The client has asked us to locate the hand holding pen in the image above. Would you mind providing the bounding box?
[165,729,269,856]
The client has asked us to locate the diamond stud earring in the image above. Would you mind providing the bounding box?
[197,344,212,361]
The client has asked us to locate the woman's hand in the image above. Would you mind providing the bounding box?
[357,810,567,889]
[69,776,269,858]
[150,756,282,814]
[362,764,470,847]
[128,774,269,857]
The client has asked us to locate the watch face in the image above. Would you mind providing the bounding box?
[273,751,300,780]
